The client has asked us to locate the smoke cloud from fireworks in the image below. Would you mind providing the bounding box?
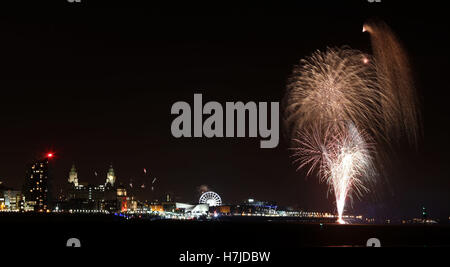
[284,19,420,223]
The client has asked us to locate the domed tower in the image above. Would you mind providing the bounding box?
[68,163,78,187]
[105,164,116,187]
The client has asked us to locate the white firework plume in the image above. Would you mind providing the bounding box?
[292,123,376,223]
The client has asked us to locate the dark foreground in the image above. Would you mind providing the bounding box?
[1,213,449,249]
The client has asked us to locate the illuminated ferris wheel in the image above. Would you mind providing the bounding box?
[199,191,222,207]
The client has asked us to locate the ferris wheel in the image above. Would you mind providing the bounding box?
[199,191,222,207]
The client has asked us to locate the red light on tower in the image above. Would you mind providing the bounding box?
[47,153,54,158]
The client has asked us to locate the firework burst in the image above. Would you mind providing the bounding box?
[284,47,393,145]
[284,24,420,223]
[284,48,386,223]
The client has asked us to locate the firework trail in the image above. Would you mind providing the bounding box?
[363,18,421,146]
[284,20,420,223]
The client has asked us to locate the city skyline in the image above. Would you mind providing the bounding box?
[0,151,446,224]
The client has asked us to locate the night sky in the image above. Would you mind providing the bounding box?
[0,2,448,220]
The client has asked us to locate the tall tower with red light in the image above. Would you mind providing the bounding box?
[23,153,54,212]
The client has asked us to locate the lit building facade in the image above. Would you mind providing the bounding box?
[230,198,278,215]
[23,156,52,212]
[1,190,24,211]
[58,164,135,213]
[105,164,116,186]
[68,164,79,187]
